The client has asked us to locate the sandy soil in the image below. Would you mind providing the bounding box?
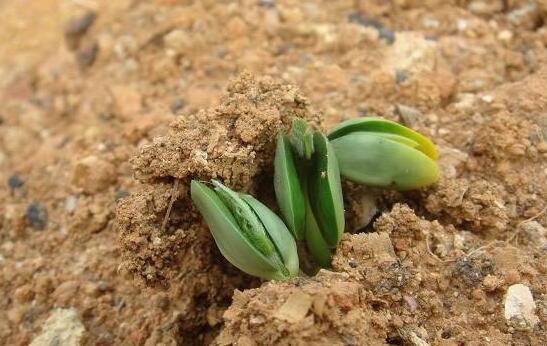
[0,0,546,345]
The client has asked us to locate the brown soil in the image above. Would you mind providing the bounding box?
[0,1,546,345]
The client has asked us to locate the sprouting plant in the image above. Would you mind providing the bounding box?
[190,180,299,280]
[274,118,344,266]
[191,116,439,280]
[327,117,439,190]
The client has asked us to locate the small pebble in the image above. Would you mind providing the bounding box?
[481,95,493,103]
[441,329,452,339]
[77,40,99,68]
[504,283,539,331]
[403,295,418,312]
[115,189,130,201]
[348,12,395,44]
[348,12,382,29]
[520,221,546,248]
[26,202,48,230]
[395,69,408,84]
[257,0,275,8]
[65,195,78,213]
[64,11,97,50]
[396,104,423,127]
[8,175,24,191]
[497,30,513,43]
[378,27,395,44]
[170,98,186,114]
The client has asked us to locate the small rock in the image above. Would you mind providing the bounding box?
[64,11,97,50]
[72,155,116,194]
[257,0,275,8]
[453,93,478,113]
[30,308,85,346]
[26,202,48,230]
[114,189,130,201]
[395,69,408,84]
[348,12,382,29]
[378,27,395,44]
[76,40,99,67]
[65,195,78,214]
[8,175,24,191]
[504,284,539,331]
[468,1,502,16]
[437,146,468,179]
[384,32,436,75]
[441,329,452,339]
[520,221,546,248]
[163,29,190,51]
[351,193,378,230]
[274,291,312,323]
[497,30,513,43]
[396,104,423,127]
[347,12,395,44]
[403,295,418,312]
[170,98,186,114]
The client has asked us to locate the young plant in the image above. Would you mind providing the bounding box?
[274,119,345,267]
[327,117,439,190]
[190,116,440,280]
[191,180,299,280]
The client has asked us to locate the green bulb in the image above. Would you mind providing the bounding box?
[191,180,299,280]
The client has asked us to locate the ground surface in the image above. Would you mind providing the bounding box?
[0,0,546,345]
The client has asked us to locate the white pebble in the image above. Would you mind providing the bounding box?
[497,30,513,43]
[504,284,539,331]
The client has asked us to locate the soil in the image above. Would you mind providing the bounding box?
[0,1,546,345]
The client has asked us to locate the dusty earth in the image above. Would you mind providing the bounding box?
[1,0,546,345]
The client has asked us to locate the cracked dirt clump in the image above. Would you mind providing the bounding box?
[131,72,322,190]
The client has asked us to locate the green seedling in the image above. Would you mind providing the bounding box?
[328,117,439,190]
[191,116,440,279]
[274,119,345,266]
[191,180,299,280]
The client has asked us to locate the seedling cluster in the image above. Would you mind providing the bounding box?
[191,117,439,280]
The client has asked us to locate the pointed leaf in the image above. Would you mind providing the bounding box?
[274,134,306,240]
[304,195,332,267]
[309,132,345,248]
